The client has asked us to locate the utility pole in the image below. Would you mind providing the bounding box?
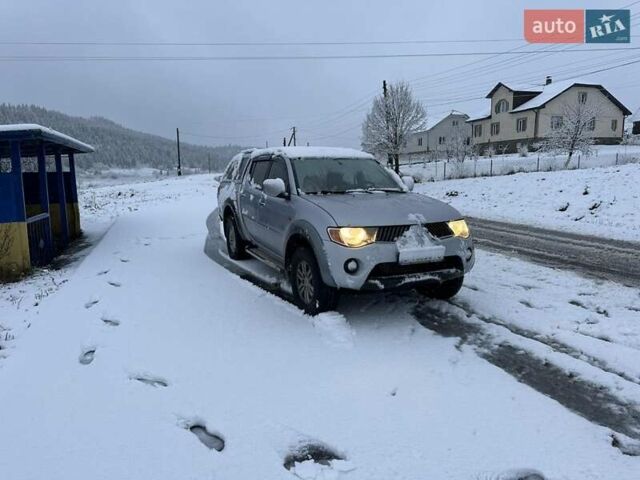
[283,136,287,147]
[287,126,297,146]
[176,128,182,176]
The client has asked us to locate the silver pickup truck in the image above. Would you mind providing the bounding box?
[213,146,474,315]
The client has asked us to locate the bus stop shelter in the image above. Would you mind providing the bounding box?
[0,124,94,279]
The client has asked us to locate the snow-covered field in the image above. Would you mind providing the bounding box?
[414,163,640,242]
[1,174,639,479]
[401,144,640,182]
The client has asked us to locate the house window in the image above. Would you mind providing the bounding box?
[578,91,588,104]
[452,120,458,127]
[495,99,509,114]
[465,137,471,145]
[551,116,563,130]
[491,122,500,136]
[473,124,482,137]
[611,119,618,131]
[417,137,423,146]
[516,117,527,133]
[438,136,445,145]
[588,117,596,131]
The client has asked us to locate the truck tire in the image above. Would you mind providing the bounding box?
[224,213,248,260]
[289,247,338,315]
[416,275,464,300]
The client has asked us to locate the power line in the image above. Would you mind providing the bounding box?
[0,38,529,47]
[0,47,638,62]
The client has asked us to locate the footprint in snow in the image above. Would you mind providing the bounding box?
[481,469,545,480]
[97,269,110,276]
[131,374,169,388]
[84,297,100,309]
[187,424,225,451]
[107,279,122,288]
[283,442,352,475]
[119,257,130,263]
[79,348,96,365]
[101,315,120,327]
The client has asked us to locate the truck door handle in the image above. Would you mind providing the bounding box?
[259,198,266,206]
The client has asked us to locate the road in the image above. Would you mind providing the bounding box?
[467,216,640,288]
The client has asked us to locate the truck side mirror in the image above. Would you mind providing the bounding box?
[263,178,287,198]
[402,176,415,192]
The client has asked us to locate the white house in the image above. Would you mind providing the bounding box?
[400,110,471,162]
[467,77,631,154]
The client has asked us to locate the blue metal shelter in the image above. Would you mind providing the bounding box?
[0,124,94,278]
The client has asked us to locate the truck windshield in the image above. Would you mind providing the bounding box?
[291,157,403,194]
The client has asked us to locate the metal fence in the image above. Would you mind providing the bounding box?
[400,149,640,182]
[27,213,54,267]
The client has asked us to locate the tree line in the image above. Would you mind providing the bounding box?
[0,104,245,172]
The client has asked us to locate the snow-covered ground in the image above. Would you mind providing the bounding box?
[401,144,640,182]
[413,163,640,242]
[1,174,639,479]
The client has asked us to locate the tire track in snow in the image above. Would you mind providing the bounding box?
[413,302,640,440]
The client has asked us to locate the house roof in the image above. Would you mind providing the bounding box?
[466,108,491,123]
[485,81,543,98]
[631,107,640,123]
[511,79,632,115]
[0,124,95,158]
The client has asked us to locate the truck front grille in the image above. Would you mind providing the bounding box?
[376,222,452,242]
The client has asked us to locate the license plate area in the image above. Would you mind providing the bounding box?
[398,245,446,265]
[396,224,445,265]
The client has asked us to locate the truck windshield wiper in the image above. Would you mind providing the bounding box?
[344,187,404,193]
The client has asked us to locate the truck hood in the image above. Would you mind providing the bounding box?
[302,192,462,226]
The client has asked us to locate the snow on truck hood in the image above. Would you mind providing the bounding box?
[302,192,462,226]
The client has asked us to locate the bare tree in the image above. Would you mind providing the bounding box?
[539,100,602,167]
[444,125,472,177]
[361,81,426,173]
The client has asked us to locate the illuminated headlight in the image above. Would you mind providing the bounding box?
[328,227,378,248]
[447,219,470,239]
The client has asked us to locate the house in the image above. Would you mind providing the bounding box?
[400,110,471,162]
[632,108,640,135]
[467,77,632,154]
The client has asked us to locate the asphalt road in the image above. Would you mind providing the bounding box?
[467,217,640,288]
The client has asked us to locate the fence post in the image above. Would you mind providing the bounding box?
[435,161,438,179]
[490,158,493,176]
[616,152,619,165]
[443,161,447,180]
[578,154,581,169]
[536,155,540,172]
[474,159,477,177]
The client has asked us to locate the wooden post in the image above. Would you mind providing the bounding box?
[490,158,493,176]
[537,155,540,172]
[176,128,182,176]
[54,150,69,247]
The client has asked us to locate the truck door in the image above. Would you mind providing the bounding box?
[258,156,295,258]
[238,155,272,243]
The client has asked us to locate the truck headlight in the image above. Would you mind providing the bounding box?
[447,219,470,239]
[328,227,378,248]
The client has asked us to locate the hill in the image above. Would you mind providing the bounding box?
[0,104,245,172]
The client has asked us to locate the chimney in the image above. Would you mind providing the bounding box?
[545,75,552,85]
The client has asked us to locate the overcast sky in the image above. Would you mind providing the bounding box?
[1,0,638,149]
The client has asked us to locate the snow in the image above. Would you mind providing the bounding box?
[413,162,640,242]
[511,79,600,113]
[0,123,95,152]
[251,146,373,159]
[0,174,639,478]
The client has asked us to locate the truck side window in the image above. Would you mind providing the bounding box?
[248,160,271,189]
[264,157,290,192]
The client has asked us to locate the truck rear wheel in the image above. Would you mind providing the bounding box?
[289,247,338,315]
